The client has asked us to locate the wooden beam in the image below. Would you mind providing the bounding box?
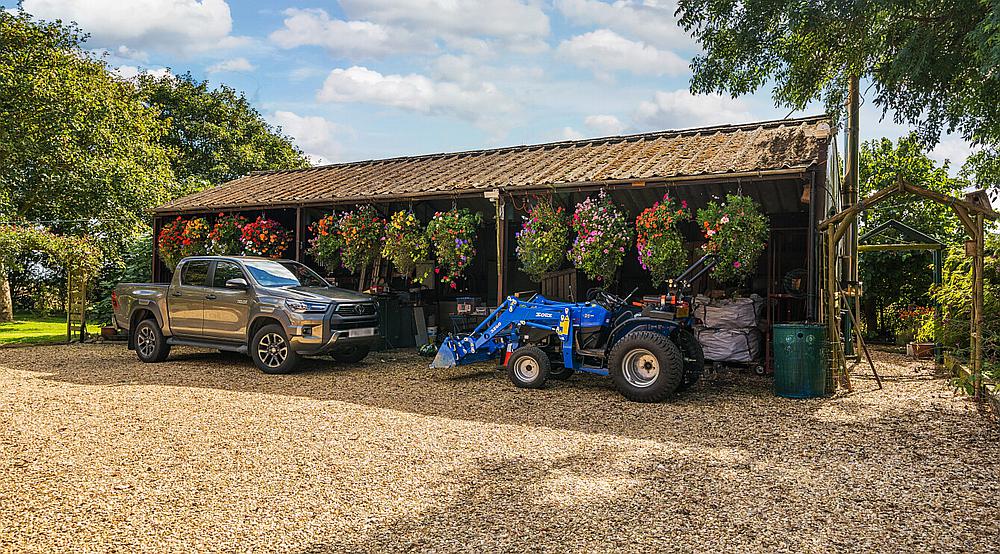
[857,243,945,252]
[903,183,998,220]
[951,204,978,238]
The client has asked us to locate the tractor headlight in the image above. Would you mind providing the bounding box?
[285,299,330,313]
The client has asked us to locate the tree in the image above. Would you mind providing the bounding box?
[0,10,175,321]
[857,135,969,338]
[136,73,309,195]
[677,0,1000,190]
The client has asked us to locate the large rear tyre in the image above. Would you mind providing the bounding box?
[608,331,684,402]
[251,324,300,374]
[506,346,550,389]
[673,328,705,392]
[134,319,170,363]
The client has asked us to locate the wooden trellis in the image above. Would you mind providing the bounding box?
[818,177,997,395]
[66,269,88,343]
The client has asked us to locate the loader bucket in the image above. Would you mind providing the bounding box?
[430,340,459,368]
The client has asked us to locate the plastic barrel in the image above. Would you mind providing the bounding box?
[772,323,828,398]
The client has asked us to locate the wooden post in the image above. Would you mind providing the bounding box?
[496,194,507,305]
[295,207,304,262]
[973,214,985,399]
[151,216,162,283]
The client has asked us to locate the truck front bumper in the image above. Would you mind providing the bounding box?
[288,319,379,355]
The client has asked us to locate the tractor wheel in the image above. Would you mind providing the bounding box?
[506,346,550,389]
[548,365,575,380]
[673,328,705,392]
[608,331,684,402]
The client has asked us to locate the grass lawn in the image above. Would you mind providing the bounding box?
[0,313,100,346]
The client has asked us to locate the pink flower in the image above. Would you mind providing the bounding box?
[734,261,741,268]
[720,216,730,224]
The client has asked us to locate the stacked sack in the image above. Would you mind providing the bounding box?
[692,294,764,365]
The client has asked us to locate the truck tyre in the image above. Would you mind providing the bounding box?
[673,328,705,392]
[506,346,550,389]
[251,324,300,374]
[134,318,170,363]
[608,330,684,402]
[332,344,370,364]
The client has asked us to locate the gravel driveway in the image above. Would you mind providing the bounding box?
[2,344,999,553]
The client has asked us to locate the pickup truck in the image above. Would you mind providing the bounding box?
[113,256,379,373]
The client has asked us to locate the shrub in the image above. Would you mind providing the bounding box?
[516,201,568,282]
[636,193,690,285]
[696,194,768,285]
[427,208,482,289]
[568,190,633,284]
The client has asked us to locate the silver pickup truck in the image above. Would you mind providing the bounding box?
[113,256,379,373]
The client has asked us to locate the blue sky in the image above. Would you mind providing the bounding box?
[12,0,974,171]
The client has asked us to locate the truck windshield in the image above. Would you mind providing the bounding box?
[243,260,329,288]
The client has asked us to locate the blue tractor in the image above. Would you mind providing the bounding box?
[431,255,717,402]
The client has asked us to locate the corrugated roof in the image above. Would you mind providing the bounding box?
[156,115,831,213]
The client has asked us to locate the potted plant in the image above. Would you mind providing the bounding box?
[515,200,568,282]
[241,216,291,258]
[568,190,634,284]
[338,205,385,273]
[207,213,247,255]
[636,193,690,285]
[426,208,482,289]
[307,213,343,273]
[696,194,769,285]
[382,210,430,279]
[157,217,187,270]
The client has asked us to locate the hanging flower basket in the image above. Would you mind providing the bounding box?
[636,193,691,285]
[516,200,569,282]
[307,213,343,273]
[241,216,291,258]
[179,217,210,260]
[207,213,247,255]
[157,216,187,270]
[338,205,385,273]
[569,190,634,284]
[426,208,482,289]
[382,210,430,279]
[696,194,769,284]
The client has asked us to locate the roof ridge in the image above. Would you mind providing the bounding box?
[247,114,831,177]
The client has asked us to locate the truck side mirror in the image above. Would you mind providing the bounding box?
[225,278,248,290]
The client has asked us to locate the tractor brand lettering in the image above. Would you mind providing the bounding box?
[534,312,554,318]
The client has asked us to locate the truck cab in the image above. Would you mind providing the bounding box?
[113,256,379,373]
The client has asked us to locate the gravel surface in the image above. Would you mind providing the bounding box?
[2,344,999,553]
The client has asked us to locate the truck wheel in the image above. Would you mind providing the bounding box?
[506,346,550,389]
[134,319,170,363]
[332,344,370,364]
[251,324,300,374]
[608,331,684,402]
[673,328,705,392]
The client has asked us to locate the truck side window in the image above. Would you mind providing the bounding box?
[181,260,210,287]
[213,261,244,288]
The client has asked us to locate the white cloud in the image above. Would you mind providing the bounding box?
[206,57,255,74]
[339,0,550,51]
[269,8,433,58]
[113,65,172,80]
[270,111,347,165]
[554,0,692,50]
[559,127,585,141]
[585,115,626,135]
[930,137,976,170]
[21,0,249,55]
[634,90,754,129]
[317,66,516,128]
[557,30,687,79]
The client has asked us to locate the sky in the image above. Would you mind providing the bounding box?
[10,0,976,171]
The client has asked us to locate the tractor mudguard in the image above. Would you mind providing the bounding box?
[607,317,682,350]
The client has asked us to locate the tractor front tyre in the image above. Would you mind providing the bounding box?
[673,328,705,392]
[608,331,684,402]
[506,346,550,389]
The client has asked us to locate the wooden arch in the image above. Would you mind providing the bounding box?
[818,177,998,394]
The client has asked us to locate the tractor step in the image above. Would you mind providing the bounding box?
[577,348,606,358]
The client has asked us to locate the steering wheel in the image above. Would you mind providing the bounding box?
[587,288,626,310]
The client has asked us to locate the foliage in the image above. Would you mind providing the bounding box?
[338,205,385,274]
[135,72,309,194]
[157,217,187,270]
[90,231,152,325]
[636,193,690,285]
[382,211,430,279]
[427,209,482,289]
[569,191,634,284]
[0,224,103,280]
[179,217,210,259]
[307,214,343,273]
[696,195,768,285]
[207,214,247,255]
[515,201,568,282]
[676,0,1000,194]
[241,216,291,258]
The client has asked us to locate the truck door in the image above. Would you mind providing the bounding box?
[168,259,210,336]
[203,260,251,343]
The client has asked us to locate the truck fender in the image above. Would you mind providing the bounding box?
[127,303,165,350]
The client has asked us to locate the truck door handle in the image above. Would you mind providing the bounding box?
[205,294,217,300]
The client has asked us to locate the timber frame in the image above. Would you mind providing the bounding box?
[818,176,998,396]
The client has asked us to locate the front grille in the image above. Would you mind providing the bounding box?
[335,303,376,316]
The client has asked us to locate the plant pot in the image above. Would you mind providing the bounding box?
[907,341,935,360]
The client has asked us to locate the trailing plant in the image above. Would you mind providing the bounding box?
[207,213,247,255]
[382,210,430,279]
[307,213,343,272]
[157,217,188,270]
[426,208,482,289]
[696,194,768,285]
[338,205,385,273]
[568,190,634,284]
[179,217,209,260]
[636,193,690,285]
[241,216,291,258]
[516,201,569,282]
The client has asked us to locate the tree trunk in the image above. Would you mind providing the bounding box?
[0,266,13,323]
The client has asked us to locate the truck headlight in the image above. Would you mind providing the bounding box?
[285,299,329,313]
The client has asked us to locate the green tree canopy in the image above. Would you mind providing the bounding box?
[136,73,309,194]
[677,0,1000,190]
